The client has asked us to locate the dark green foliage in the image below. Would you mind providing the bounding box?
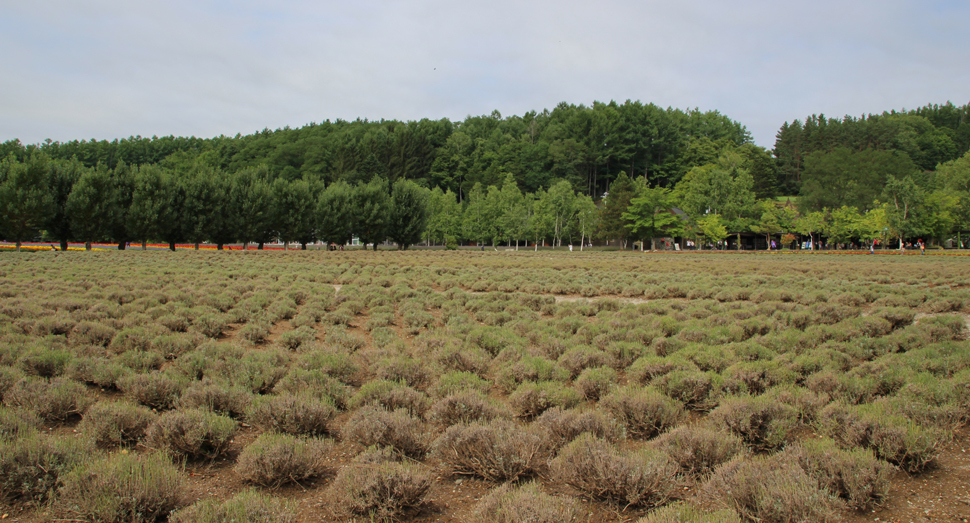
[387,178,430,250]
[317,180,354,246]
[0,152,53,251]
[352,176,391,250]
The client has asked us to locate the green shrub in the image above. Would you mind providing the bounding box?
[600,386,686,439]
[654,370,723,411]
[18,346,72,377]
[470,481,580,523]
[246,391,335,436]
[0,366,25,399]
[277,326,317,350]
[79,401,157,448]
[238,320,271,344]
[496,355,569,392]
[70,321,117,346]
[628,355,697,384]
[4,377,95,420]
[68,356,130,388]
[376,356,436,390]
[722,360,797,395]
[272,368,349,409]
[234,433,331,488]
[427,391,509,427]
[145,408,237,460]
[118,371,189,410]
[761,384,830,423]
[0,406,40,441]
[342,406,431,458]
[783,438,892,510]
[170,489,297,523]
[710,395,801,451]
[699,455,844,523]
[57,451,187,523]
[108,326,155,353]
[508,380,581,418]
[551,434,678,508]
[637,502,741,523]
[431,419,549,481]
[330,447,433,522]
[575,366,617,401]
[534,407,624,449]
[0,433,92,504]
[151,332,199,359]
[157,313,189,333]
[349,379,430,415]
[215,349,290,393]
[653,424,746,477]
[297,349,360,384]
[193,313,227,338]
[177,378,253,418]
[118,348,165,372]
[432,342,490,375]
[557,347,612,378]
[31,313,76,337]
[432,370,491,398]
[817,402,947,472]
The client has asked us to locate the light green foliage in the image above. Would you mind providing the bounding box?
[623,185,681,250]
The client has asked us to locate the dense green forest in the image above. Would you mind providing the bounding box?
[1,100,969,251]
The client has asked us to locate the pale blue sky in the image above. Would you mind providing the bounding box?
[2,0,968,148]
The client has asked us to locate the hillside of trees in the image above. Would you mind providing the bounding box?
[1,100,969,251]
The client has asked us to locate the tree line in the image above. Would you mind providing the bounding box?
[1,101,753,199]
[4,145,968,253]
[2,99,969,251]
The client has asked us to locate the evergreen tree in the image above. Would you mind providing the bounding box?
[230,167,274,249]
[317,181,354,247]
[67,164,119,250]
[109,162,135,249]
[0,152,53,251]
[352,177,390,250]
[45,158,84,250]
[387,178,429,250]
[157,175,189,251]
[597,171,636,248]
[184,167,235,249]
[128,165,170,249]
[271,178,316,250]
